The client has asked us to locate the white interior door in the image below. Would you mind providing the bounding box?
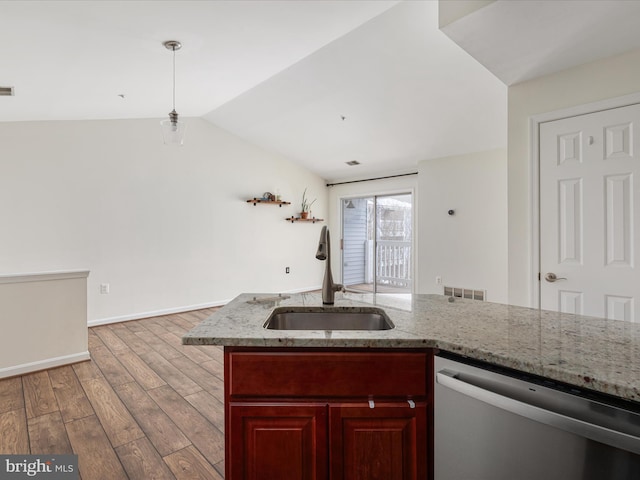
[540,103,640,321]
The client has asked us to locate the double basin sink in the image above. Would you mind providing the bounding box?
[264,306,394,331]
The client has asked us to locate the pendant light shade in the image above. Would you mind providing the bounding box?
[161,40,186,146]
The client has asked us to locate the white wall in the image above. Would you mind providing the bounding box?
[327,175,418,288]
[0,117,326,324]
[418,149,508,303]
[508,48,640,307]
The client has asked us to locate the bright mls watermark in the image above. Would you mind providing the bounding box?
[0,455,78,479]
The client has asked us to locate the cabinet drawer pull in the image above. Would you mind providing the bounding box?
[368,400,375,409]
[407,399,415,409]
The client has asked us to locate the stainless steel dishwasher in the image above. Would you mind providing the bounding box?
[435,353,640,480]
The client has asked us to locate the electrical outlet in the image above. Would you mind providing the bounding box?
[100,283,110,294]
[435,276,442,285]
[286,267,290,274]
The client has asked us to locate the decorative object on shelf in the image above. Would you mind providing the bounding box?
[160,40,186,146]
[300,188,316,219]
[247,197,291,207]
[286,216,324,224]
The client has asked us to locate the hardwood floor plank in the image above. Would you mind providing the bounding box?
[195,345,224,363]
[141,319,169,336]
[162,333,212,364]
[139,351,202,397]
[0,376,24,414]
[28,411,73,454]
[48,366,94,423]
[23,371,58,419]
[117,350,166,390]
[164,445,224,480]
[90,344,135,387]
[135,328,184,361]
[158,331,186,349]
[214,460,225,478]
[175,313,202,327]
[183,309,219,323]
[169,356,222,396]
[0,409,29,454]
[184,391,225,434]
[66,415,128,480]
[124,320,149,334]
[88,329,104,350]
[114,382,191,457]
[73,359,104,382]
[115,437,176,480]
[93,326,130,354]
[80,377,145,448]
[199,358,224,380]
[194,362,224,403]
[159,315,193,334]
[110,323,152,355]
[148,385,225,464]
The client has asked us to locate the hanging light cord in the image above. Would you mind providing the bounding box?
[171,45,176,112]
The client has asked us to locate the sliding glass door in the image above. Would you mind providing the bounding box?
[341,193,412,293]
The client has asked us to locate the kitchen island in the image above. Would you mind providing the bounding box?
[183,292,640,479]
[183,292,640,402]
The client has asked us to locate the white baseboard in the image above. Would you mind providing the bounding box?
[88,286,323,327]
[88,300,230,327]
[0,351,90,379]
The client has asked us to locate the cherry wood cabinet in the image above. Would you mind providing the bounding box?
[330,402,428,480]
[224,347,433,480]
[228,403,328,480]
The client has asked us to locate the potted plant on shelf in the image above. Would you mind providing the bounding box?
[300,188,316,219]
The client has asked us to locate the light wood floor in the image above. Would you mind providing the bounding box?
[0,308,226,480]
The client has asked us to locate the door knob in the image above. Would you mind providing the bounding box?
[544,272,567,283]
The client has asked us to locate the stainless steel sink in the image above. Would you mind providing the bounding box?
[264,307,394,331]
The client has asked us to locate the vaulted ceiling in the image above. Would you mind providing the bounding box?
[2,1,640,181]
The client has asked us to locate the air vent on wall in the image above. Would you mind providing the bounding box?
[444,286,485,301]
[0,87,14,96]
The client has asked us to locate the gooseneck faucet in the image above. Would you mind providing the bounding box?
[315,226,344,305]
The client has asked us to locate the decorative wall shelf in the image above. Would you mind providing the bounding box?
[286,216,324,224]
[247,198,291,207]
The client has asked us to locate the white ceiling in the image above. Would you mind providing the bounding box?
[205,1,507,182]
[2,1,639,181]
[0,0,397,120]
[442,0,640,86]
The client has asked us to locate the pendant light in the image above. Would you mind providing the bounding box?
[160,40,186,146]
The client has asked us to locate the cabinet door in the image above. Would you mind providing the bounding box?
[329,402,428,480]
[228,403,328,480]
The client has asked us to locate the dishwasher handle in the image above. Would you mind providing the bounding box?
[437,369,640,455]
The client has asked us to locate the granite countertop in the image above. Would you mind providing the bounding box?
[182,292,640,403]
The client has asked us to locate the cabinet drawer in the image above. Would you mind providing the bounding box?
[227,351,429,398]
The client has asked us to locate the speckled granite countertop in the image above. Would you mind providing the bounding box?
[183,292,640,403]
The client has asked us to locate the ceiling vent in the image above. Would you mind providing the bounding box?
[0,87,14,96]
[346,160,360,166]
